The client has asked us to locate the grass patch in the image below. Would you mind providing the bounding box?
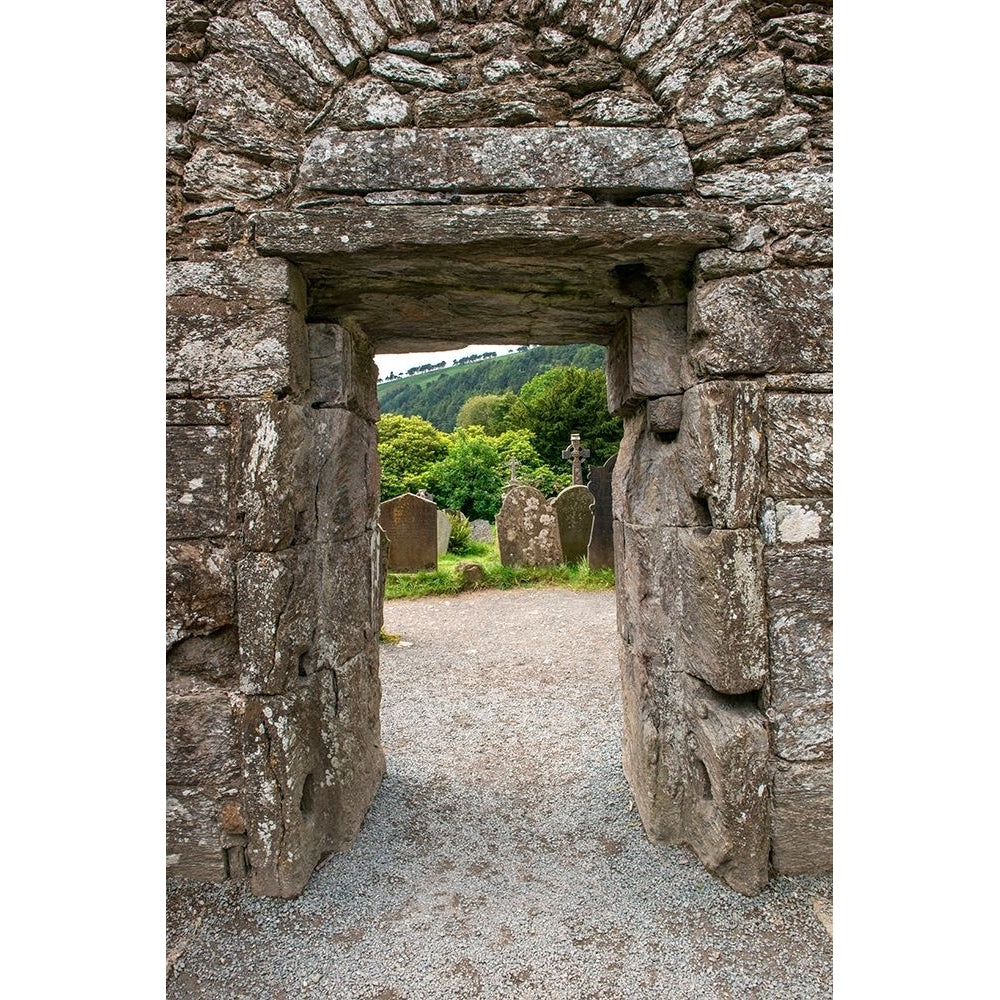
[384,541,615,600]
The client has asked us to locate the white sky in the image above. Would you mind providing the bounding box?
[373,344,521,379]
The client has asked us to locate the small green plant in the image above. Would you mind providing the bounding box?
[446,510,474,554]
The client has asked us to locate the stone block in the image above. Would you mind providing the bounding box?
[696,164,832,207]
[681,676,770,895]
[292,0,364,71]
[297,127,693,196]
[320,533,382,668]
[166,399,232,427]
[165,304,309,398]
[330,77,413,128]
[645,395,683,434]
[613,413,710,529]
[166,541,235,646]
[677,381,766,529]
[167,626,240,688]
[765,545,832,761]
[237,546,317,695]
[675,528,768,695]
[165,691,242,789]
[308,323,379,422]
[771,759,832,874]
[166,425,231,540]
[183,146,294,204]
[166,258,306,312]
[370,52,456,90]
[691,114,811,172]
[167,789,227,882]
[570,91,663,126]
[414,85,571,127]
[314,408,380,543]
[242,665,384,898]
[688,269,832,376]
[765,392,833,496]
[759,497,833,546]
[606,306,687,416]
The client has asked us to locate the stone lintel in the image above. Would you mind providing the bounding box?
[298,127,693,195]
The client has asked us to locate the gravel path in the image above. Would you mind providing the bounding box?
[167,588,832,999]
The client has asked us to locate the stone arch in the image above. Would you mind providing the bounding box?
[167,0,833,898]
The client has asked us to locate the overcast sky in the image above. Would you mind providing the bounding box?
[373,344,521,380]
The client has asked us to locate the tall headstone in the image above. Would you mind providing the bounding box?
[379,493,438,572]
[552,485,595,565]
[561,432,591,486]
[436,509,452,556]
[496,485,563,567]
[587,453,618,571]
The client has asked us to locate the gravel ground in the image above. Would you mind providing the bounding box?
[167,587,832,999]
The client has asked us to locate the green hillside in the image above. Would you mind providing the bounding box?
[377,344,607,430]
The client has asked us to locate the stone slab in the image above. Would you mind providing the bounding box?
[380,493,438,571]
[606,305,687,415]
[496,485,563,567]
[166,425,231,540]
[437,509,452,556]
[771,760,833,874]
[765,392,833,497]
[298,127,693,195]
[552,485,595,564]
[587,453,617,571]
[688,269,832,377]
[166,541,235,646]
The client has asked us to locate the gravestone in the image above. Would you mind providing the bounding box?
[552,485,595,565]
[496,485,563,567]
[562,432,591,486]
[379,493,438,572]
[470,519,493,543]
[587,453,618,571]
[437,509,452,556]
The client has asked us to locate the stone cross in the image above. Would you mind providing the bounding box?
[561,432,590,486]
[506,455,522,483]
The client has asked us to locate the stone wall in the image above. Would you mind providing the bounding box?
[167,0,832,896]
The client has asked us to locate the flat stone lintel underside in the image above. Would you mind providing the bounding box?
[254,207,730,352]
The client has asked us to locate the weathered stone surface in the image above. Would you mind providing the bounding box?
[638,0,756,106]
[166,258,306,311]
[496,485,563,567]
[414,84,571,126]
[166,691,242,789]
[551,56,622,97]
[759,497,833,547]
[694,248,771,280]
[765,393,833,496]
[167,626,240,689]
[678,56,785,143]
[528,26,588,65]
[677,381,766,529]
[688,269,832,376]
[370,52,457,90]
[313,407,381,541]
[771,760,832,874]
[570,91,664,125]
[762,12,832,62]
[469,518,493,543]
[437,509,452,556]
[330,77,413,128]
[587,453,617,571]
[454,561,487,589]
[183,147,294,204]
[613,413,709,529]
[166,425,231,539]
[765,544,832,761]
[681,675,770,895]
[646,395,683,435]
[691,114,811,172]
[552,485,595,564]
[167,789,228,882]
[675,528,768,694]
[380,493,438,571]
[237,547,317,695]
[167,541,235,645]
[320,533,384,668]
[697,164,832,207]
[620,0,681,65]
[606,306,687,416]
[251,3,343,84]
[292,0,364,71]
[308,323,379,422]
[772,231,833,267]
[785,62,832,96]
[329,0,388,55]
[166,304,309,398]
[298,127,693,195]
[242,664,384,897]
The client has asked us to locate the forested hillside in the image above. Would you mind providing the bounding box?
[377,344,606,430]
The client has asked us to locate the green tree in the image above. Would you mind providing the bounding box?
[516,366,622,472]
[424,429,505,521]
[455,392,528,435]
[376,414,449,501]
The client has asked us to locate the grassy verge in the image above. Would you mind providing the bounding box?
[384,542,615,600]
